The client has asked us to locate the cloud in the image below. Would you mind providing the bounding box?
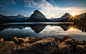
[11,0,16,4]
[1,9,9,11]
[50,0,55,4]
[24,0,86,18]
[22,10,29,13]
[24,0,37,8]
[0,4,5,7]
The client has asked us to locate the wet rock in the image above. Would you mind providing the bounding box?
[25,37,29,40]
[36,38,42,41]
[76,45,85,53]
[84,41,86,45]
[76,40,85,45]
[57,40,61,45]
[24,43,42,51]
[0,41,18,54]
[51,40,57,47]
[29,38,42,43]
[55,38,59,42]
[20,43,30,47]
[30,37,35,40]
[63,38,75,45]
[0,38,4,42]
[25,42,52,54]
[84,45,86,49]
[63,36,75,41]
[59,36,75,42]
[18,38,29,43]
[51,40,61,47]
[14,37,19,43]
[40,42,52,54]
[59,37,66,42]
[53,44,73,53]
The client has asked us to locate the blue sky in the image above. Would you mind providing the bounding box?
[0,0,86,19]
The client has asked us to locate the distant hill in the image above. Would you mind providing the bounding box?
[57,13,86,24]
[0,14,13,22]
[7,14,29,21]
[52,13,71,21]
[24,10,51,22]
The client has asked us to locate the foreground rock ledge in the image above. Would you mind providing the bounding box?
[0,36,86,54]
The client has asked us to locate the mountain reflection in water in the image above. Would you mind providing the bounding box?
[0,23,86,41]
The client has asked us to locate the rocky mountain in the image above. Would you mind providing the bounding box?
[60,13,71,19]
[24,10,51,22]
[52,13,71,21]
[0,14,13,22]
[57,13,86,23]
[7,14,29,21]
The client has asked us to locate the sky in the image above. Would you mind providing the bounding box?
[0,0,86,19]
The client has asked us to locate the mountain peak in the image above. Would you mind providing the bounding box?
[34,10,39,12]
[30,10,46,19]
[17,14,25,18]
[33,10,42,14]
[64,13,70,15]
[26,10,51,22]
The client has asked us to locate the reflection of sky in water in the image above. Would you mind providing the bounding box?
[37,25,86,40]
[0,25,86,41]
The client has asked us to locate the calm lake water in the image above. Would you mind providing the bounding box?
[0,22,86,41]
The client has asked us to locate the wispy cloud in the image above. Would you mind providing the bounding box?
[24,0,86,18]
[11,0,16,4]
[50,0,55,4]
[0,4,5,7]
[1,9,9,11]
[24,0,37,8]
[22,10,29,13]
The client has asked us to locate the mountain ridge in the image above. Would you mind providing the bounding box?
[24,10,51,22]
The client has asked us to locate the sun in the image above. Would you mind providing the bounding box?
[72,13,76,16]
[71,28,74,30]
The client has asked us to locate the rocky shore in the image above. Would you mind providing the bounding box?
[0,36,86,54]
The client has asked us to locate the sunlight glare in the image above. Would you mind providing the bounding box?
[71,28,74,30]
[51,27,54,29]
[72,13,76,16]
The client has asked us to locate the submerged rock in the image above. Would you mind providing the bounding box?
[0,38,4,42]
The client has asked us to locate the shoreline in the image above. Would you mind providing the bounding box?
[0,36,86,54]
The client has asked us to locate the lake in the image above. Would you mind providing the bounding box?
[0,22,86,41]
